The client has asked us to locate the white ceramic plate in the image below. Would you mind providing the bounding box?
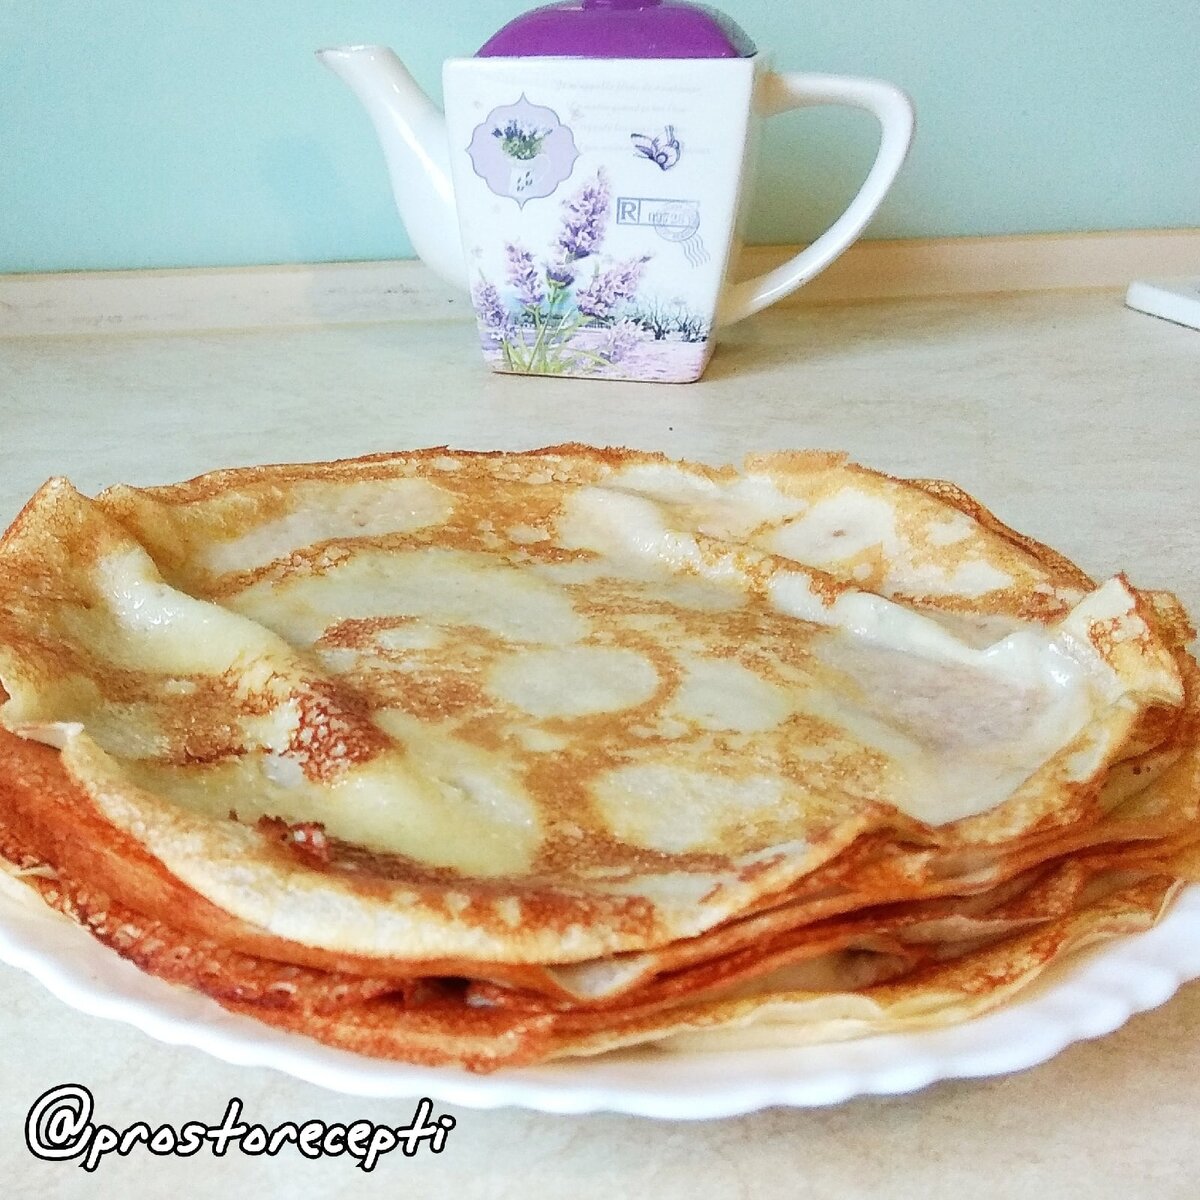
[1,873,1198,1119]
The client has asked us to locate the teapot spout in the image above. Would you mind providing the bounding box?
[317,45,467,292]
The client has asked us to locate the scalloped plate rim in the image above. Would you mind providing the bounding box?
[1,878,1198,1119]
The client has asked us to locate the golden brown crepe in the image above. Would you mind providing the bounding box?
[0,446,1195,1071]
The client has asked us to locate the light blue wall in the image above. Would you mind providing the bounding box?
[2,1,1197,273]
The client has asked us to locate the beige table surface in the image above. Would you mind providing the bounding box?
[0,289,1197,1197]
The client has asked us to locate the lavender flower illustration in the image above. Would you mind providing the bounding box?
[599,319,646,365]
[555,170,610,263]
[576,257,650,319]
[492,119,551,161]
[546,258,576,289]
[471,280,513,342]
[468,169,703,378]
[505,243,545,309]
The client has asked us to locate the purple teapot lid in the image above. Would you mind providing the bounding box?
[477,0,756,60]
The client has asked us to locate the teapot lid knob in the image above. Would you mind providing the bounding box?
[477,0,755,60]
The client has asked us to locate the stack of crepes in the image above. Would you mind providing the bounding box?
[0,446,1197,1072]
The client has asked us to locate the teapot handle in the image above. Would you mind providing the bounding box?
[716,72,915,327]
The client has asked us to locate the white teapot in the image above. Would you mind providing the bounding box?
[319,0,914,382]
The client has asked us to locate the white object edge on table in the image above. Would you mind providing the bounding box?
[1125,277,1200,331]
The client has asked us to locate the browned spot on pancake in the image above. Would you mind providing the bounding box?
[906,587,1072,623]
[159,675,253,766]
[317,622,503,725]
[286,680,391,782]
[1088,615,1127,659]
[316,616,419,650]
[344,662,491,725]
[533,821,737,878]
[257,815,332,869]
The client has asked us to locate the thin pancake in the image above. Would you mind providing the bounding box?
[0,449,1188,967]
[0,447,1195,1072]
